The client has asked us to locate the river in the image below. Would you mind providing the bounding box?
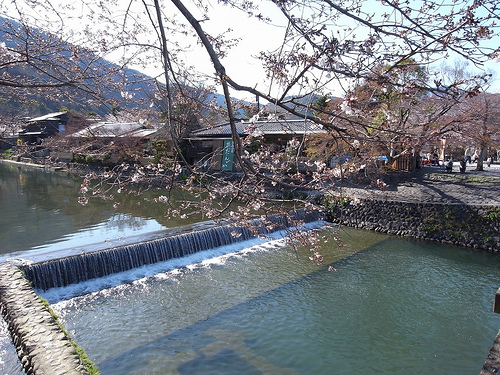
[1,162,499,374]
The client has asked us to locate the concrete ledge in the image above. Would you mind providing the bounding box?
[0,264,88,374]
[0,158,47,168]
[480,330,500,375]
[494,289,500,314]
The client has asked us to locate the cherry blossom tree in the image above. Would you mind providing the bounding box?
[453,93,500,170]
[1,0,499,227]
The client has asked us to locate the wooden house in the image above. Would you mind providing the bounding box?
[183,118,324,171]
[18,111,68,144]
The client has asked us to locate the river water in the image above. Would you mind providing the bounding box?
[1,162,499,374]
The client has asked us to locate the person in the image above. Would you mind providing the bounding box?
[445,158,453,172]
[432,153,439,166]
[464,147,473,164]
[487,156,492,167]
[459,159,466,173]
[472,150,479,163]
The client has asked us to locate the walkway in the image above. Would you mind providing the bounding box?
[331,162,500,206]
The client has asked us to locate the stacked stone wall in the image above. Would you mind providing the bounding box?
[326,198,500,253]
[0,264,89,375]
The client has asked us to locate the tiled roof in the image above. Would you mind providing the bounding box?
[28,111,67,122]
[190,119,324,137]
[71,122,157,138]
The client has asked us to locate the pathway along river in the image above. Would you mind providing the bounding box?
[1,162,499,374]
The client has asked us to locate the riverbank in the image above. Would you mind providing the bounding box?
[0,157,85,173]
[325,163,500,251]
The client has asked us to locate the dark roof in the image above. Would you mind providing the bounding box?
[189,119,324,138]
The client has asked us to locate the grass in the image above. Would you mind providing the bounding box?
[38,296,100,375]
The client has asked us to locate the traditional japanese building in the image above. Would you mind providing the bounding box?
[184,117,324,171]
[18,111,68,144]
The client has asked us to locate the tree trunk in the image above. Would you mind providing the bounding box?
[476,146,488,171]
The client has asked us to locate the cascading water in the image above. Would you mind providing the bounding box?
[21,210,321,290]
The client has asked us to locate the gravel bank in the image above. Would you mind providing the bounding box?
[330,162,500,206]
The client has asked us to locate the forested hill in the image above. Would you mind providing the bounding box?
[0,15,161,118]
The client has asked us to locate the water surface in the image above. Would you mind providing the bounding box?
[48,229,500,375]
[0,162,206,262]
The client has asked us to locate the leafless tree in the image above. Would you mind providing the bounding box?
[453,93,500,170]
[1,0,499,226]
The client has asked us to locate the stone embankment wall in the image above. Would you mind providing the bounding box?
[0,264,90,375]
[326,198,500,253]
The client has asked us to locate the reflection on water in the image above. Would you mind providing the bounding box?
[0,163,207,259]
[49,228,500,375]
[0,213,168,263]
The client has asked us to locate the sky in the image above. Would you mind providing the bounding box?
[99,0,500,98]
[174,1,291,100]
[184,0,500,98]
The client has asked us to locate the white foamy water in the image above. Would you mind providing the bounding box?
[40,221,326,303]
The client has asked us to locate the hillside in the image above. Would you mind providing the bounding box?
[0,15,164,118]
[0,15,322,123]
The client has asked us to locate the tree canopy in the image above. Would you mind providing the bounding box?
[1,0,500,225]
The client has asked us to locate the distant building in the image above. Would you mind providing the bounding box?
[67,120,160,165]
[184,118,324,171]
[18,111,68,144]
[70,121,158,139]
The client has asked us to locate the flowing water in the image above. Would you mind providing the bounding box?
[42,230,500,375]
[1,162,500,374]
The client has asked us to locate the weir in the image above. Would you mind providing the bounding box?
[21,210,321,291]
